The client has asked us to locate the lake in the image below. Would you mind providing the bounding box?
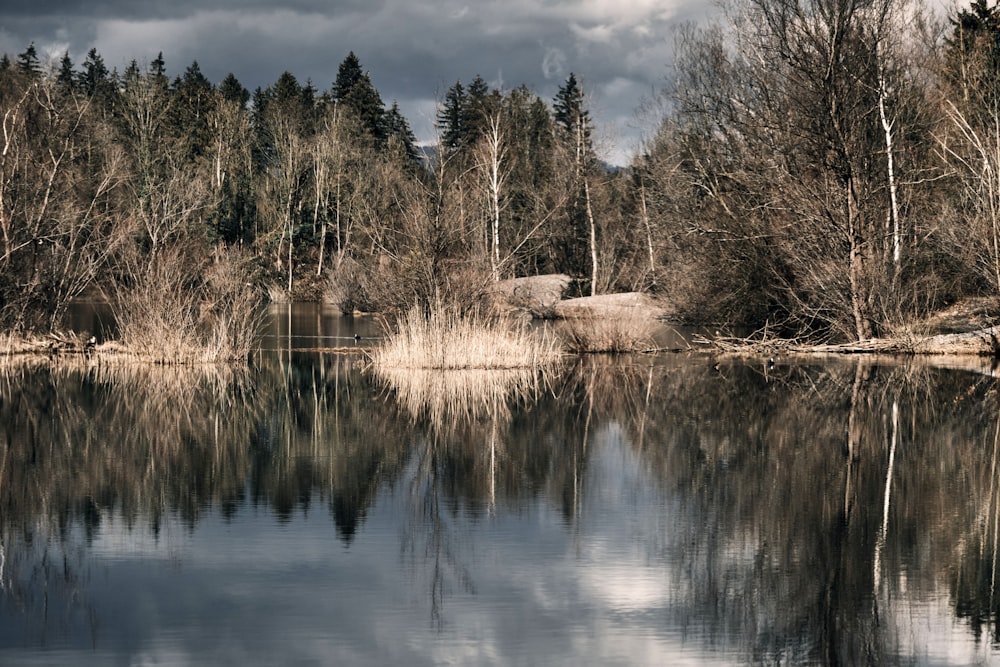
[2,303,999,665]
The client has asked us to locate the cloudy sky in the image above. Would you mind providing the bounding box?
[0,0,711,165]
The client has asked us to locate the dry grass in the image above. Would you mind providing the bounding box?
[114,247,263,364]
[371,304,564,370]
[559,306,659,353]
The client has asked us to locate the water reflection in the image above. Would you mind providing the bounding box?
[1,348,1000,664]
[261,302,384,351]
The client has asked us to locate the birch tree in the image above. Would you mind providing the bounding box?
[652,0,928,339]
[475,106,509,282]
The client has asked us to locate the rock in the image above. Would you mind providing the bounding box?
[490,274,571,317]
[553,292,667,320]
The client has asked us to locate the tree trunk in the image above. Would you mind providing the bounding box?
[639,178,656,287]
[847,179,874,341]
[585,178,597,296]
[878,67,901,268]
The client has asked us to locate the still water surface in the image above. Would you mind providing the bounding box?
[2,304,1000,665]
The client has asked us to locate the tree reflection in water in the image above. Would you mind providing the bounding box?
[373,362,555,628]
[1,354,1000,662]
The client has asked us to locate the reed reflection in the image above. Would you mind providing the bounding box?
[372,364,553,627]
[374,366,544,430]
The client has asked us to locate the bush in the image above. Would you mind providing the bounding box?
[113,246,263,363]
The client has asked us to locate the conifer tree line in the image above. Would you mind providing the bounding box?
[2,0,1000,342]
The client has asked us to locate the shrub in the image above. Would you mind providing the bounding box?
[113,246,263,363]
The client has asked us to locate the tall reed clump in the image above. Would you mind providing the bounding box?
[113,247,263,363]
[371,303,564,370]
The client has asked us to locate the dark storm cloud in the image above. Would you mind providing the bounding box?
[0,0,711,164]
[0,0,380,20]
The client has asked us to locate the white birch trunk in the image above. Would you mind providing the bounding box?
[877,67,901,267]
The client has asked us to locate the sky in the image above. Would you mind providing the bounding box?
[0,0,711,165]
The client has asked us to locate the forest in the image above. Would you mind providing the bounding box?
[2,0,1000,344]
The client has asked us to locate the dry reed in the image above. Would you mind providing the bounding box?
[371,304,564,370]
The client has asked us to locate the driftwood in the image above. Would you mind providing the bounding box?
[0,331,96,356]
[700,327,1000,357]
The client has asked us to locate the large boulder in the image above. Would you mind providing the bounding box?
[490,274,571,317]
[553,292,667,320]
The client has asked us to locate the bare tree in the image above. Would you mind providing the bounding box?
[0,73,126,331]
[648,0,932,339]
[475,108,510,282]
[257,105,309,296]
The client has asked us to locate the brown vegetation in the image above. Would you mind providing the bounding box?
[6,4,1000,351]
[111,246,263,363]
[370,302,564,370]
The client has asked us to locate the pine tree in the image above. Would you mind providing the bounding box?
[385,101,419,161]
[16,43,42,78]
[272,71,302,106]
[553,73,597,290]
[332,52,365,102]
[553,73,591,152]
[219,73,250,107]
[56,52,75,92]
[149,52,169,91]
[346,72,386,143]
[123,59,141,84]
[170,61,216,158]
[945,0,1000,109]
[80,48,115,107]
[437,81,465,150]
[463,75,491,143]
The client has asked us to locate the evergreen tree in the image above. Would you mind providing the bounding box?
[171,61,216,157]
[945,0,1000,111]
[385,100,419,161]
[80,48,109,93]
[16,43,42,78]
[149,52,169,91]
[272,70,302,106]
[56,52,75,92]
[80,48,116,107]
[552,73,596,283]
[553,73,592,152]
[123,59,141,84]
[437,81,465,150]
[250,85,272,167]
[300,78,318,132]
[333,53,398,144]
[345,72,386,142]
[173,61,213,109]
[219,73,250,107]
[463,74,491,143]
[0,55,10,72]
[301,79,317,109]
[332,52,365,102]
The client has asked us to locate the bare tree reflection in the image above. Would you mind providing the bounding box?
[374,364,560,629]
[4,353,1000,660]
